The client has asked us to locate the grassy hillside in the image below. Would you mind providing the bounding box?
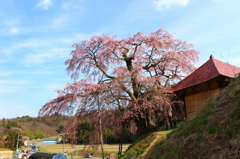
[120,130,171,159]
[121,76,240,159]
[0,116,70,137]
[146,76,240,158]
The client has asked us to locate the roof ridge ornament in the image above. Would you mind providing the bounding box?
[210,55,214,59]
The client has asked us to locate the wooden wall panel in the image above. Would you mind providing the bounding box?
[185,88,222,117]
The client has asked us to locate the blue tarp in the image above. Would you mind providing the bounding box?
[42,139,57,141]
[52,154,67,159]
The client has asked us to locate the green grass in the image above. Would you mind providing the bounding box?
[196,132,203,141]
[120,133,155,159]
[38,146,48,153]
[207,126,217,134]
[166,129,176,139]
[141,76,240,159]
[120,130,172,159]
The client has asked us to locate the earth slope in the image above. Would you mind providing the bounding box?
[144,76,240,159]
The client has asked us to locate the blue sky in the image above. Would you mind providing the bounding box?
[1,0,240,119]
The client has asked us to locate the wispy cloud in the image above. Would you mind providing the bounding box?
[0,79,30,85]
[154,0,190,10]
[0,70,51,77]
[0,79,31,95]
[0,49,13,63]
[1,19,22,35]
[0,32,93,66]
[14,39,52,49]
[62,0,84,10]
[9,26,19,35]
[212,0,224,2]
[62,3,70,9]
[36,0,53,10]
[0,72,10,77]
[21,48,70,66]
[0,71,20,77]
[52,16,68,28]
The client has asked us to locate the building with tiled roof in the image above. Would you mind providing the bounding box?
[173,55,240,117]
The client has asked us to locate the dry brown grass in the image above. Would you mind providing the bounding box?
[143,76,240,159]
[39,144,130,154]
[141,131,169,157]
[0,144,130,159]
[0,150,13,159]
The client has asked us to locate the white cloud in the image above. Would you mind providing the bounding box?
[0,37,73,66]
[62,0,84,10]
[1,32,94,66]
[154,0,190,10]
[0,50,13,63]
[62,3,70,9]
[36,0,53,9]
[0,72,10,76]
[21,47,70,66]
[1,19,22,35]
[14,39,51,49]
[9,26,19,35]
[0,79,30,85]
[212,0,223,2]
[0,80,31,96]
[1,49,11,55]
[0,71,22,77]
[52,16,67,28]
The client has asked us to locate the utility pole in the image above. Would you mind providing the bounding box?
[16,132,20,152]
[60,133,68,153]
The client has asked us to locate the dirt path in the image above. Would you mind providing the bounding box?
[141,131,169,157]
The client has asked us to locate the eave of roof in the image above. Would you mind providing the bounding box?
[172,55,240,92]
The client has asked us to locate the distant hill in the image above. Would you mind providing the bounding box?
[0,115,71,138]
[121,76,240,159]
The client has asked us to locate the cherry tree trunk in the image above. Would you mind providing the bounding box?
[97,97,104,159]
[135,109,157,136]
[118,122,125,156]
